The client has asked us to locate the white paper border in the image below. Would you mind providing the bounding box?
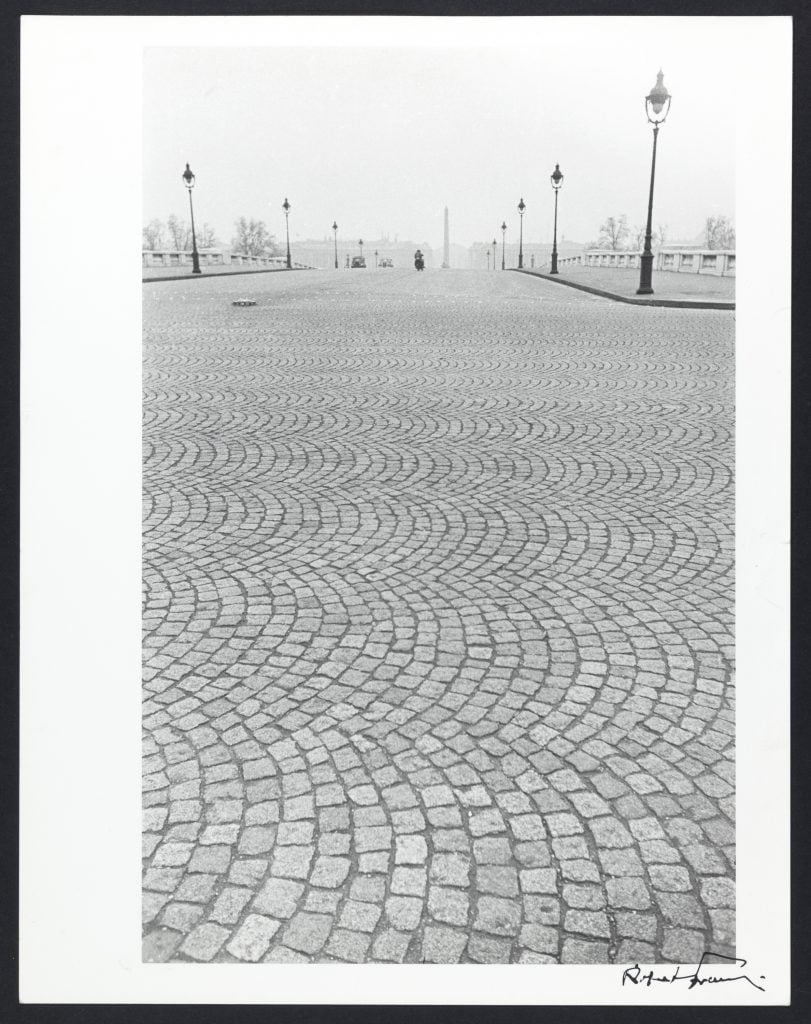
[20,14,791,1005]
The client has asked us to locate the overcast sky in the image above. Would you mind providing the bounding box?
[143,20,737,250]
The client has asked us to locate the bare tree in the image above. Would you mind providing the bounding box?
[630,220,667,249]
[598,215,629,251]
[197,223,218,249]
[142,219,165,251]
[632,224,665,251]
[166,214,192,251]
[704,215,736,249]
[232,217,280,256]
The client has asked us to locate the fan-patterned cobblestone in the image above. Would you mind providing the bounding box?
[142,268,735,963]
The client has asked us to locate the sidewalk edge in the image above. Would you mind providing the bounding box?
[142,267,313,284]
[511,268,735,311]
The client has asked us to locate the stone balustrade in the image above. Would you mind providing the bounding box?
[143,249,224,267]
[582,248,735,276]
[657,249,735,276]
[142,250,293,269]
[226,253,289,268]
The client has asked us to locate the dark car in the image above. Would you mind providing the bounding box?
[351,256,366,268]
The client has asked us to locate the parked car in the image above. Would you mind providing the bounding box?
[379,258,394,268]
[351,256,366,268]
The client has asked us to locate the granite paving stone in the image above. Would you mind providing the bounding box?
[371,929,412,963]
[178,922,230,962]
[661,928,707,963]
[209,886,253,925]
[226,915,281,961]
[142,928,183,963]
[159,902,205,932]
[281,912,333,955]
[420,925,468,963]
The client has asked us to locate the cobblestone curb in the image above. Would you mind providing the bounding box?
[511,269,735,311]
[143,267,314,284]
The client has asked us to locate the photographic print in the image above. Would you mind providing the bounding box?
[141,34,738,967]
[19,13,790,1006]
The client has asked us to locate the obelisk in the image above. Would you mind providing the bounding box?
[442,207,450,268]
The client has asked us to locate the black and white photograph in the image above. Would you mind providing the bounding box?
[20,13,791,1005]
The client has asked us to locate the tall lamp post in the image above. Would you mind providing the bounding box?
[332,221,338,269]
[374,249,379,267]
[517,198,526,268]
[181,163,202,275]
[492,239,497,271]
[637,70,671,295]
[500,222,507,270]
[486,248,491,271]
[550,164,564,275]
[359,239,364,262]
[282,198,292,269]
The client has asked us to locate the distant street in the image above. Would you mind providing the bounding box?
[142,269,735,964]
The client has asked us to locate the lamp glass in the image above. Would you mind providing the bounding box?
[646,71,671,120]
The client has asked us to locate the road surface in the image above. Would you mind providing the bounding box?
[142,268,735,964]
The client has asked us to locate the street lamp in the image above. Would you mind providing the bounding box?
[181,163,202,275]
[517,198,526,268]
[637,70,672,295]
[359,239,364,261]
[501,221,507,270]
[282,197,292,269]
[486,248,491,270]
[332,221,338,269]
[375,249,379,267]
[550,164,564,275]
[492,238,497,271]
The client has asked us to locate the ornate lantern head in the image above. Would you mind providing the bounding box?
[645,70,672,124]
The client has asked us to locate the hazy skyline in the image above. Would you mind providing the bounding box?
[143,22,736,251]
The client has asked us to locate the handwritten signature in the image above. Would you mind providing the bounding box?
[622,952,765,992]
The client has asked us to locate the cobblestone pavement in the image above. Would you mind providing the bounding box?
[142,269,735,964]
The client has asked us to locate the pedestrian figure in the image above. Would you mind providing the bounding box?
[414,249,425,271]
[530,254,535,268]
